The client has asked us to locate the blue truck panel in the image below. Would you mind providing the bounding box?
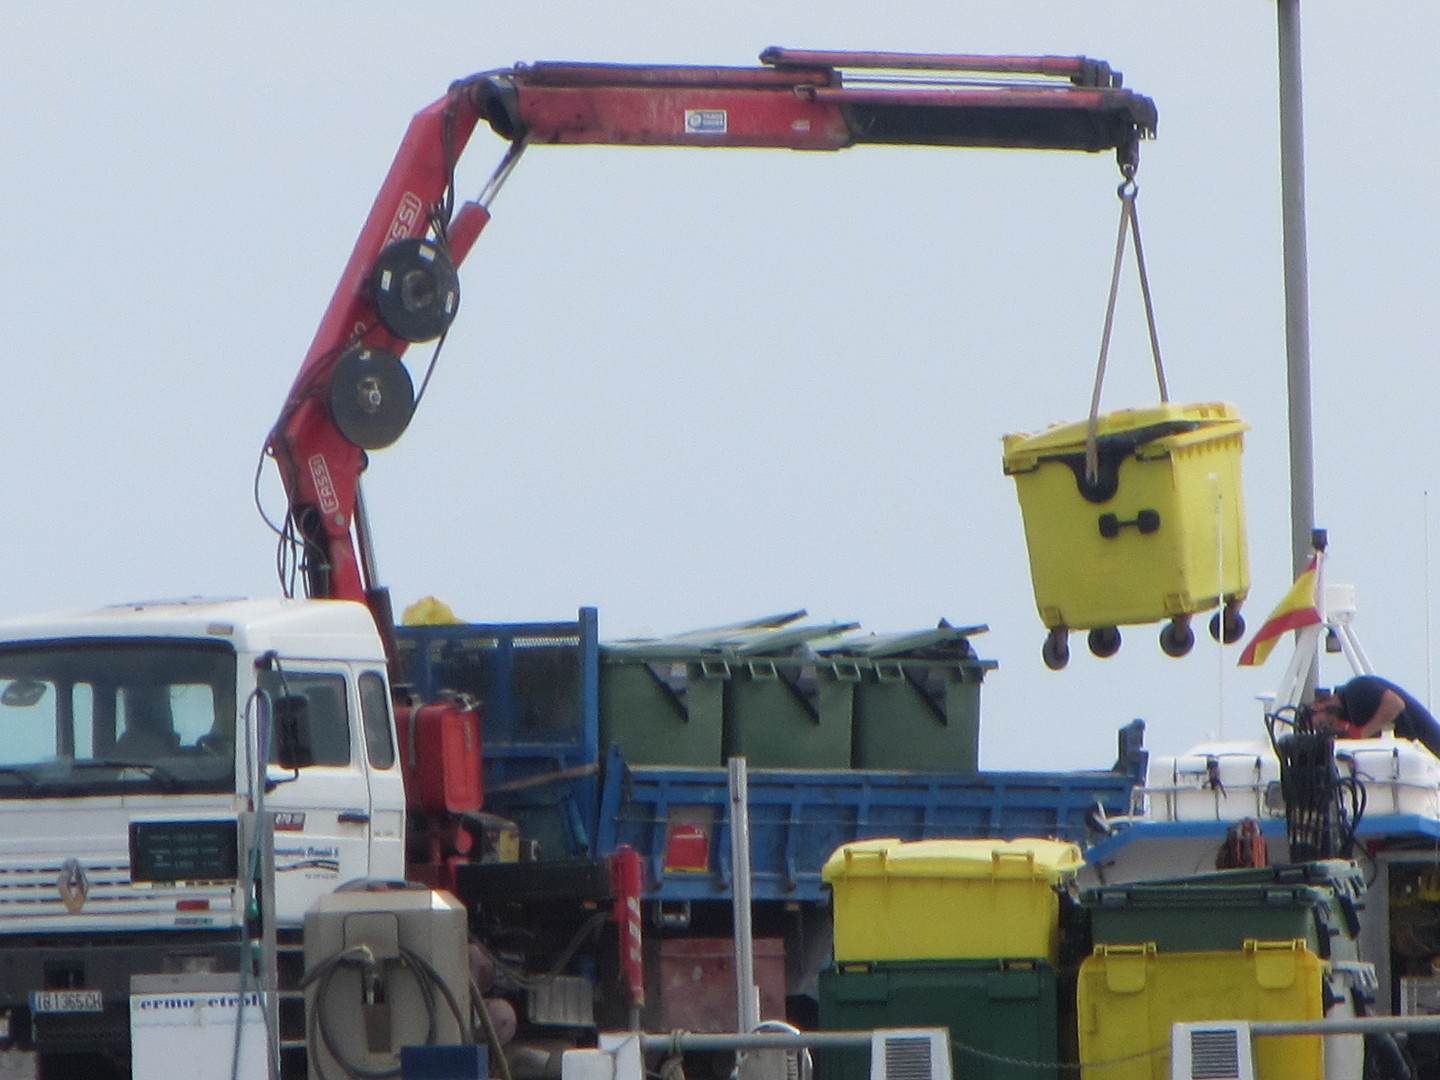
[397,611,1146,901]
[397,612,601,858]
[597,740,1145,902]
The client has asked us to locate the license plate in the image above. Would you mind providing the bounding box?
[30,990,103,1013]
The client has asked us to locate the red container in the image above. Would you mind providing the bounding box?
[648,938,786,1032]
[397,701,483,814]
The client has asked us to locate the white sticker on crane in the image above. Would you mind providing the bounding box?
[309,453,340,517]
[684,109,727,135]
[386,191,424,243]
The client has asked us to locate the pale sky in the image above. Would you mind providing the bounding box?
[3,3,1437,771]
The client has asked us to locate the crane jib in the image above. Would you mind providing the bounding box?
[270,47,1157,617]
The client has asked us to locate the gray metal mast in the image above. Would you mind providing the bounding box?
[1277,0,1316,576]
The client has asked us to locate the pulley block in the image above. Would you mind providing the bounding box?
[371,237,460,342]
[327,345,415,449]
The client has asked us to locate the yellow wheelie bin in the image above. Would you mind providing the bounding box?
[1002,401,1249,669]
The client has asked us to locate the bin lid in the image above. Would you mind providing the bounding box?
[1081,882,1334,912]
[1002,401,1246,472]
[817,620,988,660]
[602,613,997,669]
[822,838,1083,883]
[1131,860,1366,896]
[601,610,858,660]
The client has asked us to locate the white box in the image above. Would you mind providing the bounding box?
[1341,737,1440,818]
[130,973,267,1080]
[303,884,469,1080]
[1400,975,1440,1016]
[1146,742,1282,822]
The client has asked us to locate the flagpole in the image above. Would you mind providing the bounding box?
[1213,474,1226,740]
[1304,528,1325,700]
[1425,490,1433,709]
[1237,535,1324,709]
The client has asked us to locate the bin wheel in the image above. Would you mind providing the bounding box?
[1159,617,1195,658]
[1042,628,1070,671]
[1087,626,1122,659]
[1209,603,1246,645]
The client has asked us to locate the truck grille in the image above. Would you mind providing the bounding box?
[0,858,236,924]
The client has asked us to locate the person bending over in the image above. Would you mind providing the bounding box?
[1312,675,1440,759]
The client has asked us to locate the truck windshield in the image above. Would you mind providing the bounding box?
[0,639,236,796]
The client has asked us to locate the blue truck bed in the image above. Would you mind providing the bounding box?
[599,750,1145,902]
[397,610,1146,903]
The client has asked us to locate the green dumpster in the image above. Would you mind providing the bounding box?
[599,652,726,767]
[829,623,995,772]
[600,611,856,767]
[720,655,855,768]
[1081,861,1364,960]
[818,959,1058,1080]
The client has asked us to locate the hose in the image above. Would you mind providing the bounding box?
[1278,731,1344,861]
[470,976,515,1080]
[300,943,472,1080]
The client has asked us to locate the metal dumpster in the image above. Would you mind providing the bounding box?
[1002,401,1249,669]
[823,837,1082,964]
[819,959,1059,1080]
[822,622,995,772]
[601,612,858,769]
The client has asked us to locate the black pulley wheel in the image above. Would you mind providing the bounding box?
[327,345,416,449]
[372,236,460,342]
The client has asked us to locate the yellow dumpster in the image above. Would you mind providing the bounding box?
[1076,940,1325,1080]
[822,837,1082,963]
[1002,402,1249,669]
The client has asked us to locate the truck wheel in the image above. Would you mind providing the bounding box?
[1087,626,1122,658]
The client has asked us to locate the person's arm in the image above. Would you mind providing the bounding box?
[1352,688,1406,738]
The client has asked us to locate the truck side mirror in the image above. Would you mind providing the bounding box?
[1,679,47,708]
[273,695,315,770]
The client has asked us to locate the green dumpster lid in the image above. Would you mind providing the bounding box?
[1081,882,1334,911]
[603,613,997,669]
[819,619,989,661]
[601,610,858,659]
[1122,860,1365,894]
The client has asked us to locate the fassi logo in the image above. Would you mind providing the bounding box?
[387,192,424,243]
[309,454,340,516]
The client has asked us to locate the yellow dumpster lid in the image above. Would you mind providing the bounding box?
[822,837,1083,883]
[1002,401,1245,471]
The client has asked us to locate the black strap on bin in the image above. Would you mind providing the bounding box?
[1085,151,1169,488]
[1043,418,1199,504]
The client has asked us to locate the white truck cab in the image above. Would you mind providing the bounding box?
[0,597,404,1072]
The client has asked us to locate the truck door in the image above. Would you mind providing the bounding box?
[356,669,406,881]
[257,666,374,921]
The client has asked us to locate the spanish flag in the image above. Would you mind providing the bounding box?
[1237,556,1322,666]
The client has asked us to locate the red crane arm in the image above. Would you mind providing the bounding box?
[267,48,1156,621]
[480,50,1153,152]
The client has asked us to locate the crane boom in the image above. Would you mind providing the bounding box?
[475,51,1153,150]
[267,48,1157,637]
